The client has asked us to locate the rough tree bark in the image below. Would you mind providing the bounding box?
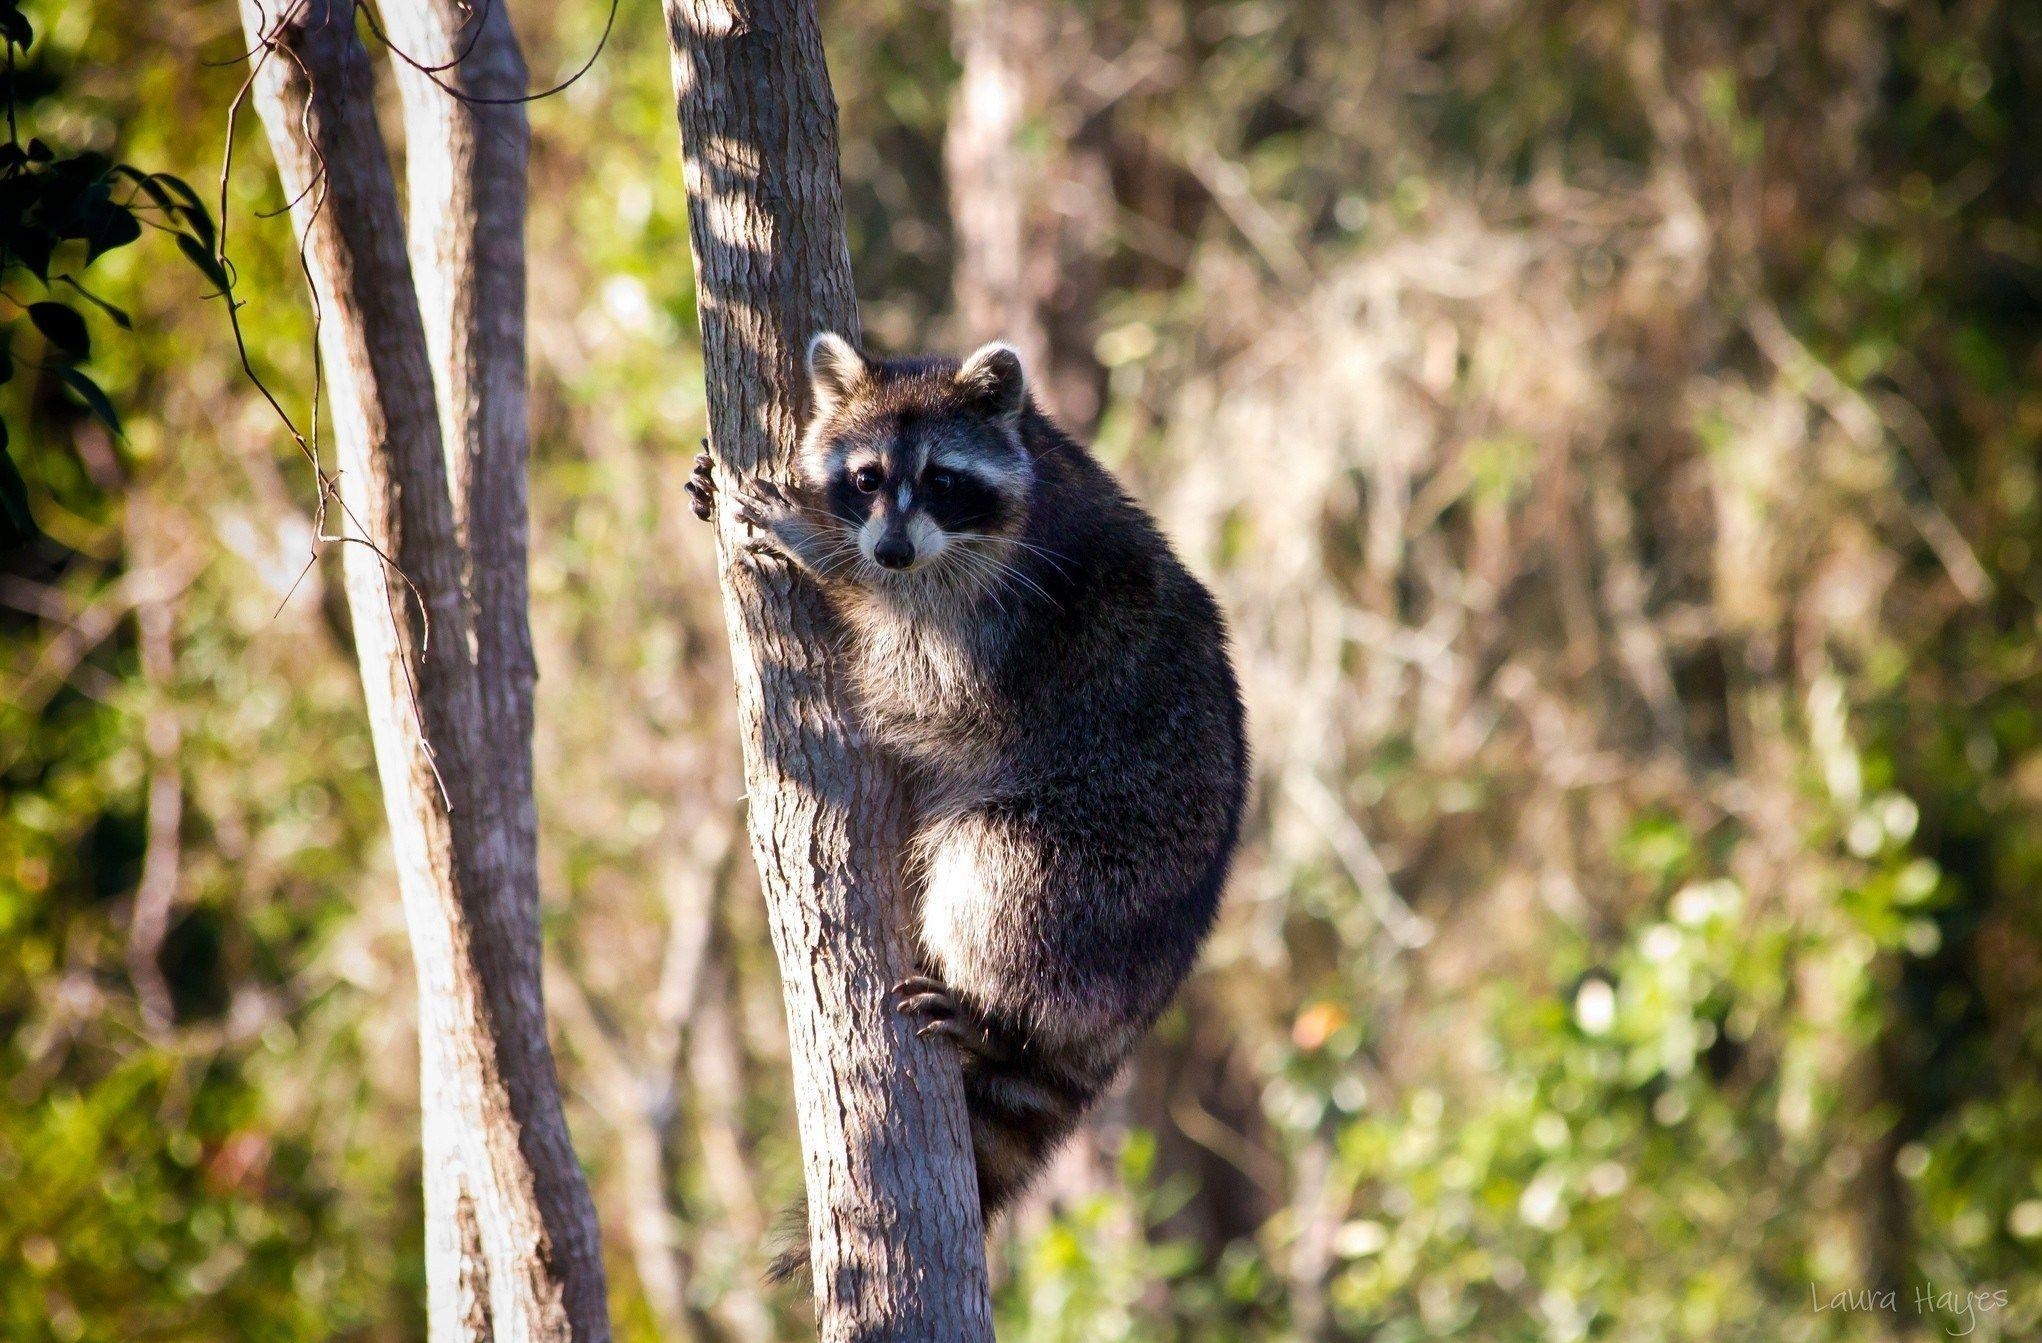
[660,2,996,1338]
[236,2,609,1338]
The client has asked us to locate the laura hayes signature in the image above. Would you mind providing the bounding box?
[1810,1282,2010,1336]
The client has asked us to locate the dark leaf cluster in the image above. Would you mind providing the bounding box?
[0,0,217,548]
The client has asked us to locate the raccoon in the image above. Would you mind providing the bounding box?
[688,334,1247,1279]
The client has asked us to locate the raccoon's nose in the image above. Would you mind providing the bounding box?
[874,536,916,570]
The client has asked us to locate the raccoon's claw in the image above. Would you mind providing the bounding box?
[699,475,804,568]
[915,1015,1008,1063]
[892,975,960,1022]
[684,450,796,541]
[893,977,1008,1062]
[685,450,716,522]
[896,990,959,1020]
[732,479,792,527]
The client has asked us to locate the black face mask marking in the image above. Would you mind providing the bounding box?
[826,470,874,528]
[809,405,1028,570]
[921,470,1008,536]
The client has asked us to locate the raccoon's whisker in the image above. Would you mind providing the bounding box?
[955,549,1018,619]
[948,542,1070,611]
[746,491,850,526]
[807,533,861,567]
[936,546,1004,616]
[995,538,1074,574]
[946,533,1045,581]
[966,547,1060,609]
[813,536,873,582]
[950,531,1075,580]
[958,554,1030,611]
[953,545,1057,611]
[776,500,853,526]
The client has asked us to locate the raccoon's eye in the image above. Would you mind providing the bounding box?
[852,465,883,493]
[925,469,956,497]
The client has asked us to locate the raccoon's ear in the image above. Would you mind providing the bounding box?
[955,341,1027,422]
[806,332,868,416]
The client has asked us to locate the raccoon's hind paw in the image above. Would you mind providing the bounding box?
[685,446,719,522]
[916,1015,1010,1063]
[892,975,1009,1063]
[891,975,959,1021]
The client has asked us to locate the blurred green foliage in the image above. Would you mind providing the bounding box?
[0,0,219,547]
[4,1,2039,1340]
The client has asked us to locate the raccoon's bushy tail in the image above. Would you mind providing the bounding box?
[763,1200,812,1286]
[963,1053,1092,1222]
[762,1052,1096,1287]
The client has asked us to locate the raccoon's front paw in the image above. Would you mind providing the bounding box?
[892,975,1009,1063]
[692,454,804,562]
[729,476,801,541]
[684,447,717,522]
[685,449,795,533]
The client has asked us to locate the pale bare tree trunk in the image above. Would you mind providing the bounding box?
[660,2,995,1338]
[236,3,609,1338]
[946,0,1112,429]
[123,497,182,1036]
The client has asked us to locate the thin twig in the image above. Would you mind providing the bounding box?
[357,0,622,106]
[217,0,451,807]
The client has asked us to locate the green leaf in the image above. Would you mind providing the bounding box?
[53,150,111,183]
[27,302,88,359]
[112,164,175,212]
[111,167,217,249]
[10,224,53,280]
[176,232,231,295]
[0,424,35,549]
[152,175,216,248]
[53,276,131,329]
[83,205,143,263]
[51,365,121,437]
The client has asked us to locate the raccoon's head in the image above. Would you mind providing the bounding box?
[798,332,1035,579]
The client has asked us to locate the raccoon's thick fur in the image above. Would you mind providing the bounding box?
[688,334,1248,1282]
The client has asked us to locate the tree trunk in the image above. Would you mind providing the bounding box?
[659,2,995,1338]
[945,0,1112,429]
[235,3,609,1338]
